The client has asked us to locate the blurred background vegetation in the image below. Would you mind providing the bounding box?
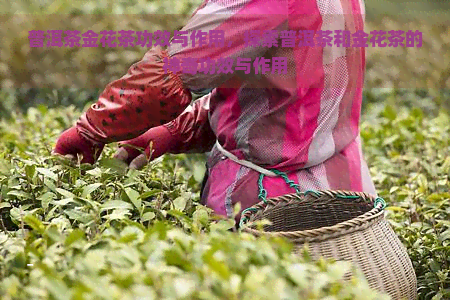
[0,0,449,117]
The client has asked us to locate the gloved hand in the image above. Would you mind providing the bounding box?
[52,126,104,164]
[113,125,177,170]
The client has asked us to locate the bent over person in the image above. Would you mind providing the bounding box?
[53,0,377,224]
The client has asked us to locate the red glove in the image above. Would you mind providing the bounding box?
[52,47,192,167]
[53,127,104,164]
[76,46,192,145]
[113,125,178,169]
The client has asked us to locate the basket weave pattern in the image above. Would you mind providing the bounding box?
[240,190,417,300]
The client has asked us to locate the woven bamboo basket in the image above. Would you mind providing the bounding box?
[240,190,417,300]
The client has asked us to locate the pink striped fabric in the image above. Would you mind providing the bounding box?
[165,0,376,221]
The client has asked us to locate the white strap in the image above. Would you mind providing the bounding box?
[215,140,278,177]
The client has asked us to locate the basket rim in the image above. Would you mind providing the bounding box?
[239,190,386,241]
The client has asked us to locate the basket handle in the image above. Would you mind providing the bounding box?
[242,167,387,228]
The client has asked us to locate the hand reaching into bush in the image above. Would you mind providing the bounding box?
[113,126,177,170]
[52,126,104,164]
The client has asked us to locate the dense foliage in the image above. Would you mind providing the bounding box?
[0,89,448,299]
[0,104,392,300]
[361,92,450,300]
[1,1,449,299]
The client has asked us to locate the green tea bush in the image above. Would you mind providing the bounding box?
[362,100,450,299]
[0,105,391,299]
[1,1,450,299]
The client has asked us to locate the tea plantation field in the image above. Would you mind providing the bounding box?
[0,90,448,299]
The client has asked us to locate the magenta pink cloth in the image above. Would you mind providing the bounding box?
[63,0,375,223]
[160,0,376,220]
[162,0,376,222]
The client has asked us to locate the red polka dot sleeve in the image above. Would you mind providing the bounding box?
[76,47,192,145]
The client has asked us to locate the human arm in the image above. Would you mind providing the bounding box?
[113,92,215,169]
